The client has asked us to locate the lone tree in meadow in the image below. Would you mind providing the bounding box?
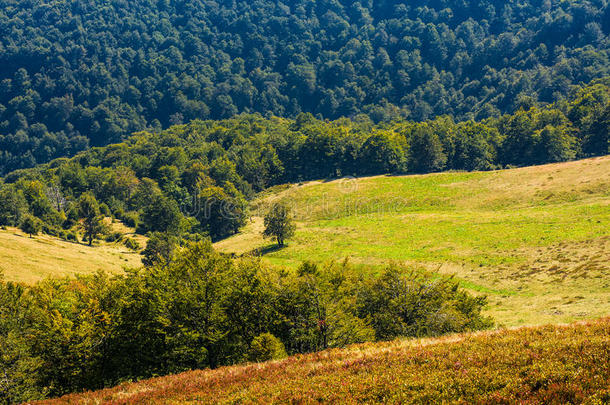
[77,192,106,246]
[263,202,296,247]
[19,214,42,238]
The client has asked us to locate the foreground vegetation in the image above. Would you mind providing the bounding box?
[217,156,610,327]
[38,318,610,404]
[1,0,609,173]
[0,241,491,403]
[1,154,606,403]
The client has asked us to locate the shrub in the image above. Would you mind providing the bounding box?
[42,209,66,227]
[356,268,493,339]
[99,203,112,217]
[113,207,125,220]
[19,215,42,237]
[42,224,61,237]
[105,232,123,243]
[249,333,287,363]
[141,232,178,267]
[63,204,79,229]
[122,211,139,229]
[123,237,140,251]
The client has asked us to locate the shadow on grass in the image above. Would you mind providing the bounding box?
[248,243,287,256]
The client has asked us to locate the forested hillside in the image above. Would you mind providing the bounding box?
[1,0,609,173]
[1,78,608,245]
[0,243,492,402]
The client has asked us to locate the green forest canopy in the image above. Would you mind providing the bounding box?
[1,78,608,243]
[0,0,609,173]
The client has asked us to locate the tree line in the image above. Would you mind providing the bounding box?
[0,0,609,174]
[0,78,608,245]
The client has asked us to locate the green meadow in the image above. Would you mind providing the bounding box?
[216,156,610,327]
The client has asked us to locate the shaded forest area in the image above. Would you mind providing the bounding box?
[1,0,609,173]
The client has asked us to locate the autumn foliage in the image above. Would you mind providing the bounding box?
[39,318,610,404]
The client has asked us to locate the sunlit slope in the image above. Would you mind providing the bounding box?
[40,318,610,404]
[0,226,142,284]
[216,156,610,326]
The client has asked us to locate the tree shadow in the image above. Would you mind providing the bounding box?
[248,243,287,256]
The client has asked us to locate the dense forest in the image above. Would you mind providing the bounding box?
[1,0,609,173]
[0,78,608,245]
[1,1,609,402]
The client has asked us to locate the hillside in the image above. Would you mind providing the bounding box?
[1,0,609,173]
[0,225,142,283]
[2,77,608,258]
[2,0,609,402]
[38,317,610,404]
[216,156,610,327]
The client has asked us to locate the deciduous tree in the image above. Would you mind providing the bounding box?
[19,214,41,238]
[77,193,106,246]
[263,202,296,247]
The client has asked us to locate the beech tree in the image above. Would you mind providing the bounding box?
[77,193,105,246]
[19,214,41,238]
[138,195,184,235]
[409,125,447,173]
[0,186,27,226]
[263,202,296,247]
[1,0,609,175]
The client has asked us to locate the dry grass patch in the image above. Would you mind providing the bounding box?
[0,227,142,284]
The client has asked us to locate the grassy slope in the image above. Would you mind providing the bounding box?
[0,223,144,284]
[215,156,610,327]
[40,318,610,404]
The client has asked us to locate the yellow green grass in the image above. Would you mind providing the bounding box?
[0,224,143,284]
[216,156,610,327]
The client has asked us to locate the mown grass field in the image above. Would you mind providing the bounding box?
[216,156,610,327]
[0,223,143,284]
[39,317,610,404]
